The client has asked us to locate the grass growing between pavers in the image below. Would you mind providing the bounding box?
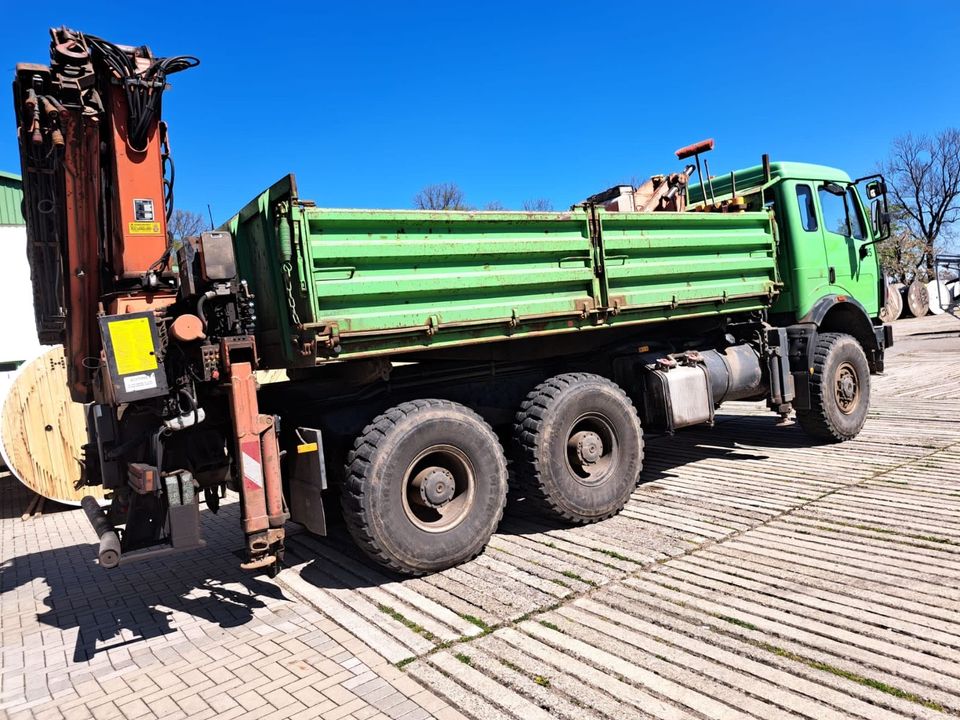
[711,624,950,714]
[497,657,553,689]
[561,570,598,587]
[712,614,759,632]
[377,603,439,644]
[761,641,947,714]
[812,521,959,546]
[533,539,639,571]
[458,614,492,634]
[596,548,645,564]
[386,608,502,668]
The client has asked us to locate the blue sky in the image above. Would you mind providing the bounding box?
[2,2,958,223]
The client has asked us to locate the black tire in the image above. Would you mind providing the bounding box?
[342,399,508,575]
[512,373,643,523]
[796,333,870,442]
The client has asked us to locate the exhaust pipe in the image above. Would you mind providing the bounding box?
[81,496,121,568]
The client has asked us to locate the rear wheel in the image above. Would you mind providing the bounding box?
[342,399,508,575]
[796,333,870,442]
[512,373,643,523]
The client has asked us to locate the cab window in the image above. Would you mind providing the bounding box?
[818,185,865,238]
[818,187,848,235]
[796,185,817,231]
[819,187,866,240]
[846,187,866,240]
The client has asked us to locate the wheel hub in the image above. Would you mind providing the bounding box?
[568,430,603,466]
[412,466,456,507]
[835,362,860,414]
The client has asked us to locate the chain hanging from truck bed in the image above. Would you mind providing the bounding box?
[282,261,302,328]
[276,203,302,329]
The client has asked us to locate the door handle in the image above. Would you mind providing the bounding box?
[828,266,836,284]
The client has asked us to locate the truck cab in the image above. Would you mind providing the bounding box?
[691,161,892,375]
[695,162,886,318]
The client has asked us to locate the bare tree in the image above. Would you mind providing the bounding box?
[484,200,505,211]
[413,183,470,210]
[881,129,960,276]
[521,198,554,211]
[877,206,927,284]
[168,208,208,241]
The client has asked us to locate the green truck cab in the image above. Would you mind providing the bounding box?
[695,162,886,320]
[693,160,891,363]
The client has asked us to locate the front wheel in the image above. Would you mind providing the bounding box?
[341,399,508,575]
[796,333,870,442]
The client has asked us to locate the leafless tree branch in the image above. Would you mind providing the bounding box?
[168,209,208,241]
[413,183,470,210]
[521,198,554,211]
[881,129,960,274]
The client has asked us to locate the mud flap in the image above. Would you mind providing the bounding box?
[289,427,327,536]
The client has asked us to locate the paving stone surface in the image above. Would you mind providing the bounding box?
[0,480,460,719]
[2,312,958,719]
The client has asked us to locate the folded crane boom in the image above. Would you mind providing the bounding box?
[15,28,287,572]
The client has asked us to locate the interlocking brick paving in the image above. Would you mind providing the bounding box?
[0,483,459,719]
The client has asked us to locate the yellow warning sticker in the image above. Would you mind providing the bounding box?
[128,221,162,235]
[297,442,319,454]
[108,317,158,375]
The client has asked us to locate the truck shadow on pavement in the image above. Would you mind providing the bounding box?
[286,412,816,591]
[0,411,817,665]
[0,475,289,664]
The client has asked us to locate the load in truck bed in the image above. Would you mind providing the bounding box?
[227,175,779,368]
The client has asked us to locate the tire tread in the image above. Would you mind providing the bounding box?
[796,332,867,442]
[342,399,507,575]
[511,372,643,523]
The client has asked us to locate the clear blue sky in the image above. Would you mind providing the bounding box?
[2,1,958,223]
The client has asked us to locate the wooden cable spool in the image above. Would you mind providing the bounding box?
[880,283,903,322]
[0,345,105,505]
[903,279,930,318]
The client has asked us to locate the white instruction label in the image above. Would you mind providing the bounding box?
[123,373,158,393]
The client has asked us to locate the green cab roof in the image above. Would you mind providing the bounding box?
[689,161,853,204]
[765,161,852,183]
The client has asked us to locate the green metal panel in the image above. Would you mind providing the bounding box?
[0,172,24,226]
[228,176,300,365]
[598,211,778,312]
[229,175,779,368]
[301,209,597,332]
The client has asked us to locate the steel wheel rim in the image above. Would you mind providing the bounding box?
[401,444,476,533]
[564,412,619,486]
[835,361,860,415]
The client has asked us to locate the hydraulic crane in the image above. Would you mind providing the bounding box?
[14,27,288,572]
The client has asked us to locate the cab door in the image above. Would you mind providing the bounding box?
[774,180,828,318]
[815,184,878,315]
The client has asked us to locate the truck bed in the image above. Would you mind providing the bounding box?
[227,175,779,368]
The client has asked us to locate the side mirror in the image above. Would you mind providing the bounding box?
[865,180,886,200]
[870,200,890,239]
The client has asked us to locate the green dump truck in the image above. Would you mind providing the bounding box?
[15,31,893,577]
[228,155,892,574]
